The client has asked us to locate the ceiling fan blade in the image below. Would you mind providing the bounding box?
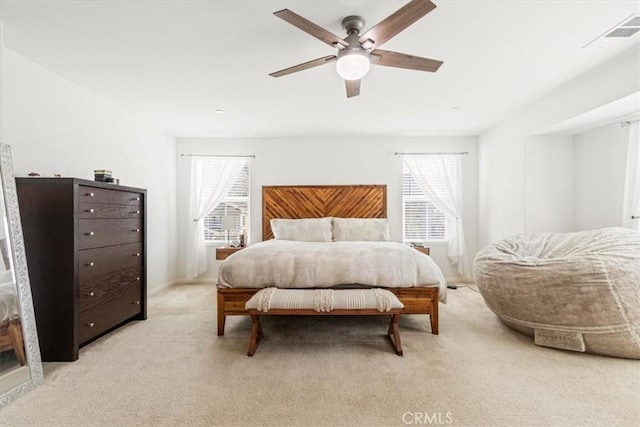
[345,79,361,98]
[371,49,443,72]
[274,9,349,48]
[358,0,436,48]
[270,55,337,78]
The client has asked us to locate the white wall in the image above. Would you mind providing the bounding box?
[524,136,574,233]
[479,45,640,246]
[478,127,526,244]
[176,137,479,283]
[573,122,629,230]
[2,47,178,292]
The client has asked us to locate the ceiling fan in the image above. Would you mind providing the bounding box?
[269,0,443,98]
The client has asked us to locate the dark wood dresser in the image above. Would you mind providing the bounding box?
[16,178,147,361]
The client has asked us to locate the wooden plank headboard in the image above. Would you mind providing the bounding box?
[262,185,387,240]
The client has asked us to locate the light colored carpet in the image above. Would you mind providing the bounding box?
[0,283,638,427]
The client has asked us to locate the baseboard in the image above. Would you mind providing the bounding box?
[147,280,180,296]
[444,276,475,285]
[174,278,217,286]
[147,280,217,296]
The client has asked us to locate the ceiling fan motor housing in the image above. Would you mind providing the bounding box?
[341,15,366,36]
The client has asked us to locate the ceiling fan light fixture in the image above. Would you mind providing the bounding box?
[336,50,370,80]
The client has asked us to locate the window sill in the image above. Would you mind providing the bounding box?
[405,241,448,245]
[205,242,228,248]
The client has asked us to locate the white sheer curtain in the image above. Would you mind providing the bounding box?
[623,122,640,231]
[403,155,470,279]
[186,156,249,280]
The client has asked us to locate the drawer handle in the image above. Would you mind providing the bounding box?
[136,277,141,281]
[136,253,141,257]
[87,322,95,328]
[133,301,140,305]
[135,210,140,214]
[86,231,95,236]
[86,208,95,213]
[87,192,95,197]
[87,291,95,297]
[87,262,95,267]
[135,229,140,233]
[134,197,140,201]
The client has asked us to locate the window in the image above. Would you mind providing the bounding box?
[202,162,250,244]
[402,162,449,242]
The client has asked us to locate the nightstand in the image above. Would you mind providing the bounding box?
[215,247,244,260]
[413,246,430,256]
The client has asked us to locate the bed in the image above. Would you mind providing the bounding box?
[216,185,446,336]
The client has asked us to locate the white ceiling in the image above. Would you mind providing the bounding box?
[2,0,639,138]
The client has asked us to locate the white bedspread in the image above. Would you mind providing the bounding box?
[217,240,447,302]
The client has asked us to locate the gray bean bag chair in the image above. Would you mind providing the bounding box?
[473,227,640,359]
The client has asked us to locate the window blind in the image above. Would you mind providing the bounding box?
[202,162,250,243]
[402,162,449,242]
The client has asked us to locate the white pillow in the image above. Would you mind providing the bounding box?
[270,217,333,242]
[332,218,390,242]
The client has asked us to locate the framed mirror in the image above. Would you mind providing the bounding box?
[0,143,43,406]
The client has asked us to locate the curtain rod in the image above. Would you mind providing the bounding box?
[180,154,256,158]
[621,119,640,127]
[395,151,469,156]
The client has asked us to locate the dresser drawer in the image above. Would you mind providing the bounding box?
[79,266,142,312]
[78,218,142,249]
[78,186,142,206]
[79,243,142,281]
[79,283,143,344]
[78,202,143,219]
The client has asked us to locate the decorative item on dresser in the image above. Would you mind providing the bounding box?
[15,178,147,362]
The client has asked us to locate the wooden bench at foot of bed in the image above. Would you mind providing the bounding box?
[216,286,439,336]
[245,288,405,356]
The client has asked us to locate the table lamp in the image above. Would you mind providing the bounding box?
[221,215,235,247]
